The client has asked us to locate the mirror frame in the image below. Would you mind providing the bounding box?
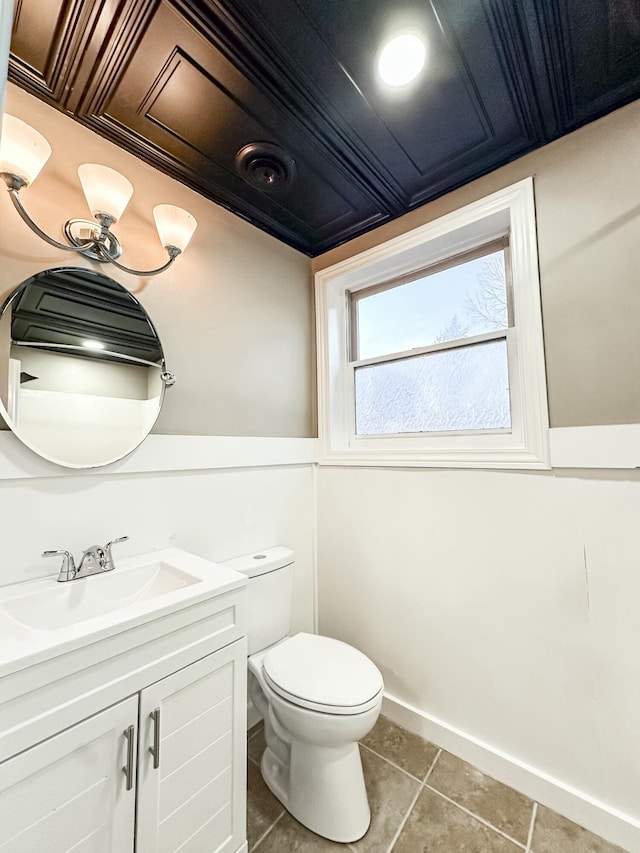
[0,266,174,469]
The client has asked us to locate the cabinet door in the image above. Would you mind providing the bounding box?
[0,695,138,853]
[137,638,247,853]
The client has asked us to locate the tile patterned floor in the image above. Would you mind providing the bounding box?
[246,715,629,853]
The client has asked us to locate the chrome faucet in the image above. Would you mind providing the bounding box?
[43,536,129,582]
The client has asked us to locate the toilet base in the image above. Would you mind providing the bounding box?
[261,739,371,843]
[248,644,381,843]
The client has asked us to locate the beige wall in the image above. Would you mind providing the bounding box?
[2,86,636,437]
[314,101,640,428]
[0,84,314,437]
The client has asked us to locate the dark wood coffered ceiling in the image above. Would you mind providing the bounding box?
[8,0,640,256]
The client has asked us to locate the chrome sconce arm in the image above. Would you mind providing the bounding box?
[95,240,182,277]
[3,174,186,276]
[3,176,99,255]
[0,114,198,278]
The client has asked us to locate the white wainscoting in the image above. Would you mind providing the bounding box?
[317,464,640,852]
[3,425,639,847]
[0,436,318,644]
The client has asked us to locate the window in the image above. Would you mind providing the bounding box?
[351,241,512,436]
[315,179,549,468]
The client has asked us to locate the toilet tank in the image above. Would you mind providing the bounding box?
[222,546,294,655]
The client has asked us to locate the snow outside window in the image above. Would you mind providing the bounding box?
[351,243,511,436]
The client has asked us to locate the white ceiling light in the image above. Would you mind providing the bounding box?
[378,34,426,87]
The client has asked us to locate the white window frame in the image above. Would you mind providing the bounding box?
[315,178,550,469]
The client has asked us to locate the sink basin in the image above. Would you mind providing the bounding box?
[0,547,247,674]
[3,560,197,631]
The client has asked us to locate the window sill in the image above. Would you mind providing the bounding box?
[318,444,550,470]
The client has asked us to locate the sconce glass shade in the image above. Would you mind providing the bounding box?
[0,114,52,186]
[153,204,197,252]
[78,163,133,223]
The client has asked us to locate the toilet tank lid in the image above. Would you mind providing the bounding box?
[221,546,294,578]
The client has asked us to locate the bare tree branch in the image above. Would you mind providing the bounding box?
[435,314,469,344]
[464,255,508,331]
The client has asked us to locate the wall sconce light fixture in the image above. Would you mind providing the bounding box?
[0,114,197,276]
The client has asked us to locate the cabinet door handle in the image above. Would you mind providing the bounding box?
[149,708,161,770]
[122,725,135,791]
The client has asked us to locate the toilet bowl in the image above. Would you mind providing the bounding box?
[251,633,383,841]
[222,548,384,843]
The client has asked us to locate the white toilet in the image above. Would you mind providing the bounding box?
[223,546,384,843]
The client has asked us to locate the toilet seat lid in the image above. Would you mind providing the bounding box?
[262,633,383,714]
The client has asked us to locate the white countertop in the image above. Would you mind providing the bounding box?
[0,547,247,680]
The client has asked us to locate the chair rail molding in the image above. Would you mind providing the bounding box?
[0,432,319,480]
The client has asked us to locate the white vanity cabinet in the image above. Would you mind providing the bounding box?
[1,640,246,853]
[0,696,138,852]
[137,640,246,853]
[0,549,249,853]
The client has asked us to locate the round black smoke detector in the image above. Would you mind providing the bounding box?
[235,142,296,190]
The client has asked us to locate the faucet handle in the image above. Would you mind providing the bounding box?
[104,536,129,571]
[42,549,77,582]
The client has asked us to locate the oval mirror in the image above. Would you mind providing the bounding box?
[0,267,173,468]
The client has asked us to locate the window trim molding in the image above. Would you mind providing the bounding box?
[315,178,550,469]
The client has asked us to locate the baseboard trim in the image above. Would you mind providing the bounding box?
[382,693,640,852]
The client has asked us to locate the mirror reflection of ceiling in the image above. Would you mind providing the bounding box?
[0,267,166,468]
[10,267,163,366]
[8,0,640,257]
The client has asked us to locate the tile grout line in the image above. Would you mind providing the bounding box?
[247,727,264,767]
[525,801,538,853]
[384,779,430,853]
[423,747,442,784]
[251,809,286,852]
[247,725,264,742]
[423,784,528,850]
[248,727,619,853]
[251,732,532,851]
[385,748,443,853]
[358,741,436,784]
